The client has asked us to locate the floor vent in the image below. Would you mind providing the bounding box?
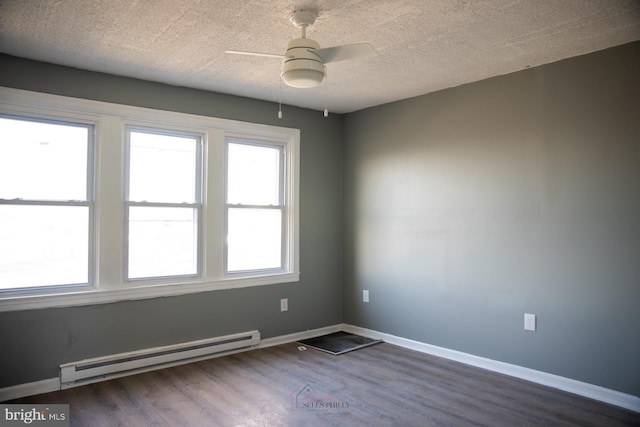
[60,330,260,388]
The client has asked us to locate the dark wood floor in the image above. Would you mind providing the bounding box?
[11,342,640,426]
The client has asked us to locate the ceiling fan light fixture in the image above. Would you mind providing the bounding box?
[281,68,325,88]
[280,37,325,88]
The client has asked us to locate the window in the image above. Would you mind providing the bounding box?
[0,116,93,290]
[0,87,299,311]
[226,139,285,273]
[126,127,203,280]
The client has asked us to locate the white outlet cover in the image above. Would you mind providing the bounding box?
[280,298,288,312]
[363,290,369,303]
[524,313,536,331]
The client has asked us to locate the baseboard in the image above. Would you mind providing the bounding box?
[0,324,342,402]
[343,324,640,413]
[0,378,60,403]
[4,323,638,413]
[259,324,343,349]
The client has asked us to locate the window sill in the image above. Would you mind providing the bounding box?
[0,272,300,312]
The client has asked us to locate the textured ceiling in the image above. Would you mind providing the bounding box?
[1,0,639,113]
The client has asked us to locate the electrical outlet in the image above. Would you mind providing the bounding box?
[363,290,369,303]
[524,313,536,331]
[280,298,288,312]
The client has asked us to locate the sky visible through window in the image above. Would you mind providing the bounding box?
[0,117,89,289]
[0,119,289,290]
[226,142,282,272]
[127,130,200,279]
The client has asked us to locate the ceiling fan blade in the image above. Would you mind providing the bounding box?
[225,50,284,59]
[312,43,377,64]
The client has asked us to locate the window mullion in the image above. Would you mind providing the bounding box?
[95,115,125,290]
[204,128,225,282]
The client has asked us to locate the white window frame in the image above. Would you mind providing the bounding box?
[0,87,300,312]
[224,136,292,277]
[124,125,204,282]
[0,114,96,291]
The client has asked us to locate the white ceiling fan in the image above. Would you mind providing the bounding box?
[226,9,377,89]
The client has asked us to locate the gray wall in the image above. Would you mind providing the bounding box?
[2,41,639,397]
[0,55,344,387]
[343,42,640,396]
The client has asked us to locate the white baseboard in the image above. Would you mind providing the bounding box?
[342,324,640,413]
[0,377,60,402]
[4,323,638,414]
[0,325,342,402]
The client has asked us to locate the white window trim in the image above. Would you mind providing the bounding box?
[0,87,300,312]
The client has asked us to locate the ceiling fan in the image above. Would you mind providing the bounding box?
[226,9,377,89]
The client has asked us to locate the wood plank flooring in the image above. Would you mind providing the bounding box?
[11,342,640,426]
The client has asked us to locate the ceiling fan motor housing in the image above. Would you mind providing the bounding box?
[281,38,325,88]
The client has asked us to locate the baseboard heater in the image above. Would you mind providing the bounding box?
[60,330,260,389]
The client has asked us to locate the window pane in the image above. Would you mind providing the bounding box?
[0,205,89,289]
[129,130,199,203]
[0,117,89,200]
[227,208,281,272]
[128,207,198,279]
[227,143,281,205]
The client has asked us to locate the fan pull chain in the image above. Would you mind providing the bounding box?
[278,78,283,119]
[323,66,329,117]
